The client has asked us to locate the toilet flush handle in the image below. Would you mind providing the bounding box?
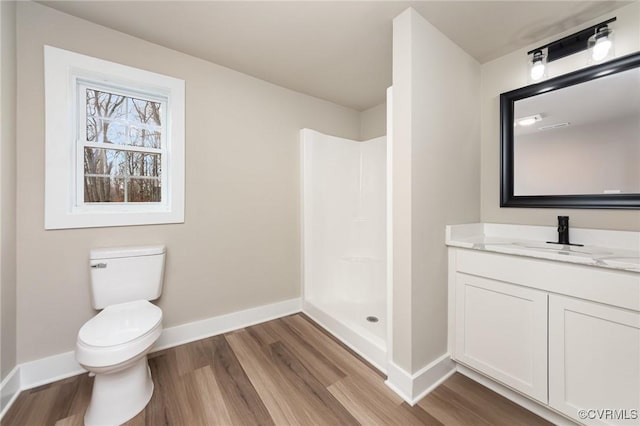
[91,263,107,269]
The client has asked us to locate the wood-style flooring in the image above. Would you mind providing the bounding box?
[2,314,552,425]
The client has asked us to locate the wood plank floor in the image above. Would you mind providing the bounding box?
[2,314,552,425]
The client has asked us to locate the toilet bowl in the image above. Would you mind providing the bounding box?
[77,300,163,426]
[76,245,166,426]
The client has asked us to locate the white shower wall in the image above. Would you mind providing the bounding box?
[301,129,387,369]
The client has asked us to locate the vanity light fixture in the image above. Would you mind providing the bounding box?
[526,17,616,81]
[529,50,547,82]
[516,114,542,127]
[588,25,615,63]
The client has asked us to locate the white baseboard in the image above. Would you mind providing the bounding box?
[20,351,86,391]
[155,297,302,350]
[412,354,457,403]
[385,353,456,405]
[457,364,579,426]
[385,362,413,403]
[0,297,302,420]
[0,367,20,419]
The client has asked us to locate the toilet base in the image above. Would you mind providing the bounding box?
[84,356,154,426]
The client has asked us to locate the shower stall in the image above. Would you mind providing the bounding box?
[301,129,387,371]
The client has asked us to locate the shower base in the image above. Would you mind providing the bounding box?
[303,299,387,373]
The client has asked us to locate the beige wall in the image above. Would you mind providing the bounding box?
[16,2,361,363]
[391,10,413,371]
[481,2,640,230]
[392,8,480,373]
[1,0,17,382]
[515,117,640,195]
[360,102,387,140]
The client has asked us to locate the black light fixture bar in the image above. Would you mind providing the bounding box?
[527,17,616,62]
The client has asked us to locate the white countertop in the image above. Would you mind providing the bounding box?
[446,223,640,273]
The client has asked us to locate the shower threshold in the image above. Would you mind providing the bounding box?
[302,300,387,374]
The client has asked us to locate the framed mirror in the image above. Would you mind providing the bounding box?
[500,52,640,209]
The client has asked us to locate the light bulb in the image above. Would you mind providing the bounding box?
[592,37,612,61]
[518,117,537,126]
[516,114,542,127]
[589,25,614,64]
[530,60,545,81]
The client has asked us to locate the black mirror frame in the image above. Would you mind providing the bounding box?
[500,51,640,209]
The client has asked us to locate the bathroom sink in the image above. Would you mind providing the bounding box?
[447,224,640,272]
[510,241,612,257]
[598,256,640,262]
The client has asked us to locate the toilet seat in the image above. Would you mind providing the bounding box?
[76,300,163,368]
[79,300,162,347]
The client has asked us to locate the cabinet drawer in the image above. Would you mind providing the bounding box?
[454,249,640,312]
[453,273,548,403]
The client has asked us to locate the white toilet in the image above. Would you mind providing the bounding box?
[75,245,166,426]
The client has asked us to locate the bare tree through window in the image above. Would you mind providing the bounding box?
[83,88,163,203]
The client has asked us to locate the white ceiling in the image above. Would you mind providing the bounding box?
[39,1,631,111]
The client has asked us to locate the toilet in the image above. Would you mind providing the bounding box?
[75,245,166,426]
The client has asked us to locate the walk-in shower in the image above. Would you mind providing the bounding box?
[301,129,387,371]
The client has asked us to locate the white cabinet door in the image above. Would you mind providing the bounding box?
[453,273,548,403]
[549,294,640,425]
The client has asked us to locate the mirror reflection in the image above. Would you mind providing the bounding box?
[513,67,640,196]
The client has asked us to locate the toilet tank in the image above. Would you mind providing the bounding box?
[89,245,166,309]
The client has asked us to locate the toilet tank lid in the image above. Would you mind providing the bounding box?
[90,245,166,260]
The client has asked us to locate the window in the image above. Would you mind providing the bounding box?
[44,46,185,229]
[81,85,164,204]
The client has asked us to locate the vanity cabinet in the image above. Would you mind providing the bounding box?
[454,273,548,403]
[448,245,640,425]
[548,295,640,424]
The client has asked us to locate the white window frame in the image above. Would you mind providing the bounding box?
[77,81,167,208]
[44,45,185,229]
